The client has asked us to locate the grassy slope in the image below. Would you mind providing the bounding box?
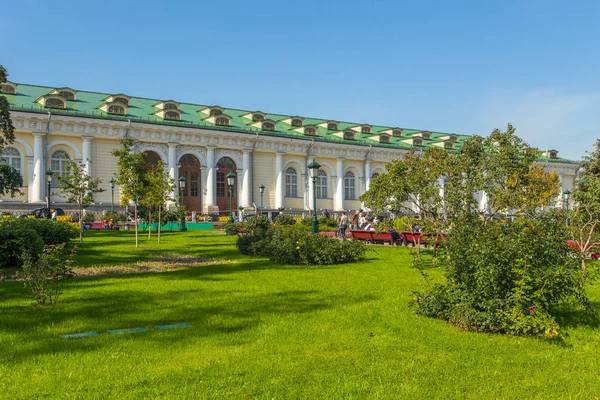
[1,231,599,399]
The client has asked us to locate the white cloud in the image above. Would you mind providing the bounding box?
[468,89,600,161]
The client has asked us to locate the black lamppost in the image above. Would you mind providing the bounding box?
[227,172,236,222]
[45,169,54,209]
[259,184,265,213]
[564,189,571,226]
[178,176,187,232]
[308,160,321,234]
[109,177,116,213]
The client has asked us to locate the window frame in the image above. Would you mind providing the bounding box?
[344,171,356,200]
[316,169,328,199]
[285,167,298,198]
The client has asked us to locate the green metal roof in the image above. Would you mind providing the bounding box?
[3,83,576,164]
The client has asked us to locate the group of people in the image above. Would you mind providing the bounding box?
[337,209,382,239]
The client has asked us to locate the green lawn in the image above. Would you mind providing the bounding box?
[1,231,600,399]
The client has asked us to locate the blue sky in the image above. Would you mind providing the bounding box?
[2,0,598,161]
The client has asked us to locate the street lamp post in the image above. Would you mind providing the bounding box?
[564,189,571,226]
[227,172,236,222]
[178,176,187,232]
[259,184,265,214]
[307,161,321,234]
[45,169,54,210]
[109,177,116,213]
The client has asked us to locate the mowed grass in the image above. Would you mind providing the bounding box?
[1,231,600,399]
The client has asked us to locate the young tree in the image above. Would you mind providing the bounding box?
[56,160,104,243]
[143,160,174,243]
[0,65,23,197]
[111,137,146,248]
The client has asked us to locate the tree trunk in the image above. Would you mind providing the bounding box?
[134,204,139,248]
[148,209,152,239]
[157,206,161,244]
[79,205,83,243]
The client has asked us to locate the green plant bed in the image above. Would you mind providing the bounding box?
[1,233,600,398]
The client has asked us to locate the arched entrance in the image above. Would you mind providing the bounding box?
[178,154,202,212]
[216,157,237,215]
[143,151,161,171]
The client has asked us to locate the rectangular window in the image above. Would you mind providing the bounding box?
[217,172,225,197]
[285,175,297,197]
[190,172,199,196]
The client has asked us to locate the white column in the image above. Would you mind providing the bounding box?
[275,152,284,209]
[242,149,251,208]
[335,157,344,211]
[365,160,372,192]
[307,157,315,211]
[205,146,216,207]
[31,133,44,203]
[81,136,93,176]
[168,142,178,204]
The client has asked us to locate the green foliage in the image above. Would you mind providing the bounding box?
[0,228,44,269]
[413,214,588,338]
[0,218,77,246]
[273,213,296,226]
[0,65,21,198]
[19,244,76,305]
[82,212,96,223]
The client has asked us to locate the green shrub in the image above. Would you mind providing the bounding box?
[19,244,76,305]
[245,215,271,233]
[0,228,45,269]
[274,213,297,226]
[82,212,96,223]
[225,222,243,236]
[412,213,587,338]
[0,218,77,246]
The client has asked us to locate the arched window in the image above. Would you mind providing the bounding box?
[444,141,453,149]
[379,135,390,143]
[50,150,70,187]
[392,129,403,137]
[421,131,431,140]
[449,134,458,143]
[291,118,303,127]
[165,111,180,120]
[210,109,223,117]
[371,172,380,179]
[0,147,21,175]
[114,97,129,106]
[344,171,356,200]
[262,122,275,131]
[108,105,125,115]
[164,103,178,110]
[57,91,75,100]
[45,98,65,109]
[327,122,338,130]
[285,167,298,197]
[1,84,16,94]
[316,169,328,199]
[143,151,162,171]
[413,138,423,146]
[343,131,355,140]
[252,114,264,122]
[549,151,558,158]
[361,126,371,133]
[304,127,317,136]
[215,117,229,126]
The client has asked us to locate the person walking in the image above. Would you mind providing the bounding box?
[351,209,360,230]
[339,212,348,240]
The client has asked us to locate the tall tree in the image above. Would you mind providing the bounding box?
[111,137,146,248]
[0,65,23,197]
[56,160,104,243]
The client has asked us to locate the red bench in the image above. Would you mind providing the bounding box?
[350,230,403,245]
[350,230,375,242]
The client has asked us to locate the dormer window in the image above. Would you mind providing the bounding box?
[444,141,453,149]
[58,91,74,100]
[421,131,431,140]
[0,82,16,94]
[327,122,338,130]
[379,135,390,143]
[108,105,126,115]
[449,134,458,142]
[413,138,423,146]
[164,103,178,111]
[262,121,275,131]
[549,150,558,159]
[361,125,371,134]
[304,127,317,136]
[291,118,303,127]
[392,129,403,137]
[253,113,265,122]
[45,97,66,109]
[114,97,129,106]
[216,116,230,126]
[343,130,355,140]
[165,111,181,120]
[210,109,223,117]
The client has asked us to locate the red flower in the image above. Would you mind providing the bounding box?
[529,305,536,314]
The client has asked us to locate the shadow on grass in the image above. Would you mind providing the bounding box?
[0,264,380,364]
[553,302,600,330]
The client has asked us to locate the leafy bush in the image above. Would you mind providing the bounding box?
[225,222,243,236]
[82,212,96,223]
[0,228,45,269]
[0,218,77,246]
[19,244,76,305]
[301,215,339,231]
[245,215,271,233]
[274,213,297,226]
[412,214,588,338]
